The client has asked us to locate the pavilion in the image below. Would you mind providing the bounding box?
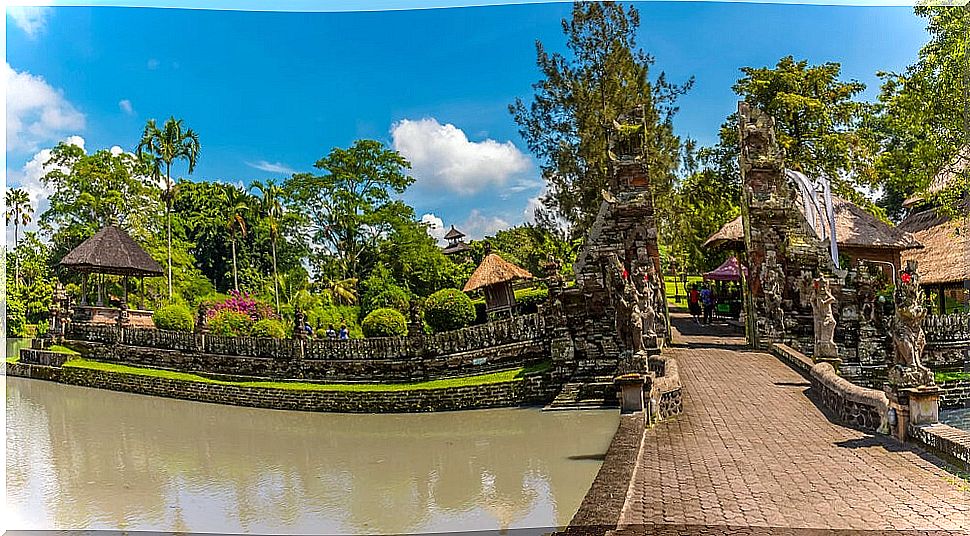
[463,253,533,317]
[704,196,922,274]
[898,147,970,313]
[58,224,164,328]
[442,225,471,256]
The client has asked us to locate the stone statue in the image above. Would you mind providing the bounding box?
[811,275,839,359]
[293,310,307,340]
[889,263,933,387]
[855,265,878,327]
[739,102,784,170]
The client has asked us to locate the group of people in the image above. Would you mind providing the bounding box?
[688,283,717,325]
[322,324,351,340]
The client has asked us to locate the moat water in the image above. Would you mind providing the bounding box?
[4,338,619,534]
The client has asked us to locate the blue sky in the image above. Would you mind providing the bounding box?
[6,2,929,242]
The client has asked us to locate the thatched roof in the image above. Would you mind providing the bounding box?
[58,225,164,277]
[898,202,970,285]
[463,253,533,292]
[903,146,969,209]
[443,225,465,240]
[703,196,922,252]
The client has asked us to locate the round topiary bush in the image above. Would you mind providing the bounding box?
[361,308,408,338]
[152,304,194,332]
[208,309,253,337]
[424,288,476,333]
[251,318,286,339]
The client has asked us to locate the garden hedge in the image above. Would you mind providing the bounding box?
[362,308,408,338]
[424,289,476,333]
[152,304,195,332]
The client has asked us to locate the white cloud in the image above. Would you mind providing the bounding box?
[461,209,512,239]
[7,7,50,38]
[147,58,160,70]
[246,160,296,175]
[391,118,531,196]
[118,99,134,115]
[5,135,86,243]
[420,213,449,245]
[5,62,86,153]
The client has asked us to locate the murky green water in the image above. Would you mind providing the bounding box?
[5,357,618,534]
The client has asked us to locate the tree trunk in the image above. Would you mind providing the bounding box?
[272,236,280,312]
[166,164,173,300]
[231,234,239,291]
[14,220,20,288]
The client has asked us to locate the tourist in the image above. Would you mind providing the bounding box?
[688,284,702,324]
[339,323,349,340]
[326,324,337,339]
[304,322,314,337]
[700,284,714,325]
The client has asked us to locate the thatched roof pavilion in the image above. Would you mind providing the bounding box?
[59,225,164,277]
[898,204,969,287]
[58,225,162,325]
[463,253,533,315]
[703,196,921,270]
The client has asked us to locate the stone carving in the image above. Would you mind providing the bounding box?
[855,265,879,327]
[811,275,839,359]
[761,250,785,337]
[738,102,784,170]
[293,310,307,340]
[889,262,934,387]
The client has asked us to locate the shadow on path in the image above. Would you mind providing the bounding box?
[669,312,747,351]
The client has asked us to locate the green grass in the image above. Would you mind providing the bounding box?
[6,354,19,364]
[62,358,551,392]
[936,371,970,383]
[49,344,80,355]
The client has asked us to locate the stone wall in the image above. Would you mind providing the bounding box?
[908,423,970,473]
[4,361,558,413]
[940,380,970,409]
[810,361,889,433]
[64,313,549,383]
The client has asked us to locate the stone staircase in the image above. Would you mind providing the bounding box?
[544,376,619,411]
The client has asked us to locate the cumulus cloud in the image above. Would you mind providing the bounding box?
[246,160,296,174]
[7,7,50,38]
[118,99,134,115]
[391,118,531,196]
[420,213,449,245]
[462,209,512,239]
[6,135,86,242]
[6,62,86,153]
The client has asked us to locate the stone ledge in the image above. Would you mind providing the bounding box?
[909,423,970,473]
[770,343,814,378]
[812,362,889,411]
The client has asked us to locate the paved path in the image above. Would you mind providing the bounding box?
[618,314,970,533]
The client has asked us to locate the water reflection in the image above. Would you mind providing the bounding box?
[6,377,617,534]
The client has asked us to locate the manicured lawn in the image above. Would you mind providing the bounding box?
[936,371,970,383]
[61,358,551,392]
[6,355,19,364]
[49,344,80,355]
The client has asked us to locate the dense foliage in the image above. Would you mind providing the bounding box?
[251,318,287,339]
[361,308,408,338]
[152,304,194,332]
[208,309,253,337]
[424,289,476,333]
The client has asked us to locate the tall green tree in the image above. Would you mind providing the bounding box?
[5,188,33,287]
[251,179,286,311]
[220,185,251,291]
[285,139,413,280]
[41,142,160,260]
[871,6,969,220]
[732,56,875,201]
[510,1,692,237]
[137,117,201,299]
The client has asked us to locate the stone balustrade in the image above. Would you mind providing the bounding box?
[924,313,970,344]
[811,361,889,433]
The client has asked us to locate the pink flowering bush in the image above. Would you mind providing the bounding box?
[205,290,275,322]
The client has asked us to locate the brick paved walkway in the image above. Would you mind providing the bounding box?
[618,314,970,533]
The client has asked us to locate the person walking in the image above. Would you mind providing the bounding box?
[700,284,714,325]
[688,284,702,324]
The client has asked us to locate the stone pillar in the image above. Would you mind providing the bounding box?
[884,385,942,441]
[614,373,646,414]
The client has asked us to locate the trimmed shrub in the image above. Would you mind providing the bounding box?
[361,308,408,338]
[360,283,410,319]
[152,304,195,332]
[424,289,476,333]
[515,287,549,314]
[251,318,286,339]
[208,309,253,337]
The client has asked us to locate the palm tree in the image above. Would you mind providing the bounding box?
[321,277,359,305]
[251,180,285,312]
[221,186,250,292]
[137,117,201,299]
[5,188,33,287]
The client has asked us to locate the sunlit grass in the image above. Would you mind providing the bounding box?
[62,358,551,392]
[936,371,970,384]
